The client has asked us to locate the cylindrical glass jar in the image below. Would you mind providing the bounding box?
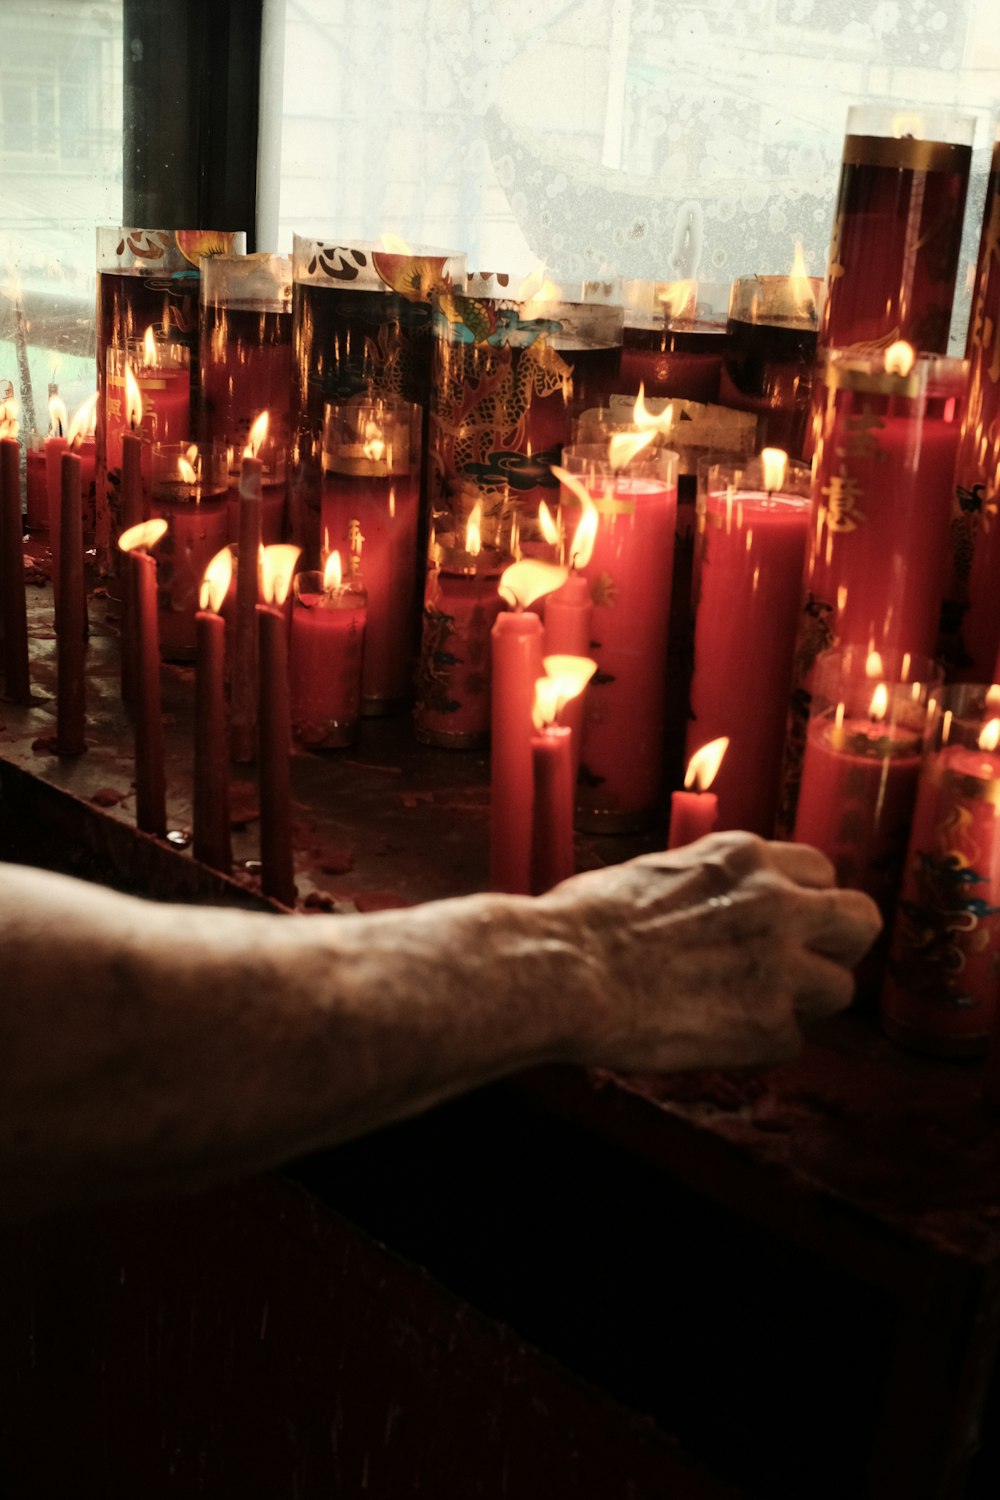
[718,274,822,457]
[619,279,729,404]
[148,440,230,660]
[289,568,367,748]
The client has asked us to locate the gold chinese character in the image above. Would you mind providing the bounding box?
[822,470,866,534]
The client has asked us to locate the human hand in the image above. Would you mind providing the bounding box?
[540,832,881,1073]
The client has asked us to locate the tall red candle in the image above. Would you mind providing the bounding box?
[194,547,233,873]
[55,452,86,756]
[119,519,169,836]
[688,455,810,836]
[490,574,552,894]
[668,737,728,849]
[231,456,263,763]
[44,427,68,604]
[258,592,296,908]
[882,688,1000,1056]
[289,557,367,748]
[119,432,146,707]
[0,436,30,704]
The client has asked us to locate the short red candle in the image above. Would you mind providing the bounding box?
[55,452,86,756]
[530,722,575,895]
[414,542,504,748]
[257,601,296,907]
[289,568,367,748]
[129,333,191,445]
[0,436,30,703]
[119,523,168,837]
[490,610,545,894]
[231,457,263,763]
[667,787,718,849]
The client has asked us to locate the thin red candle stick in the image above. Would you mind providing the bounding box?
[490,610,544,893]
[55,451,86,756]
[119,522,169,837]
[232,456,263,763]
[258,600,296,906]
[194,606,231,872]
[45,434,68,610]
[0,436,30,703]
[530,723,575,894]
[121,432,145,532]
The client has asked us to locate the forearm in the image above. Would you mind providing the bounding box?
[0,865,593,1218]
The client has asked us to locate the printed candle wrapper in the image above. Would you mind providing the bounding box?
[321,399,422,714]
[200,253,293,456]
[148,442,230,661]
[618,279,729,405]
[429,275,624,551]
[882,684,1000,1057]
[776,349,965,835]
[288,236,466,564]
[414,539,505,748]
[821,107,974,357]
[96,226,245,571]
[688,455,811,837]
[946,129,1000,682]
[289,572,368,749]
[558,446,679,833]
[718,274,822,459]
[793,646,942,997]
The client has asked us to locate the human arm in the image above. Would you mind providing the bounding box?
[0,833,879,1219]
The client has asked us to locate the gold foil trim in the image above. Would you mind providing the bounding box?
[841,134,972,174]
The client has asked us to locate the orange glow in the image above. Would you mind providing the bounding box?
[119,518,168,554]
[537,500,560,548]
[633,385,675,435]
[684,736,729,792]
[532,662,594,731]
[465,500,483,557]
[125,363,143,428]
[760,447,788,493]
[48,394,68,438]
[66,392,98,446]
[498,558,568,611]
[541,654,597,709]
[0,389,17,440]
[869,682,889,722]
[379,231,412,254]
[199,547,233,613]
[362,418,386,464]
[244,409,270,459]
[143,324,158,367]
[260,544,301,607]
[657,280,696,320]
[551,464,598,570]
[324,549,343,591]
[979,717,1000,752]
[865,650,884,679]
[608,428,656,472]
[885,341,916,377]
[789,242,816,320]
[987,685,1000,709]
[177,455,198,484]
[515,263,561,305]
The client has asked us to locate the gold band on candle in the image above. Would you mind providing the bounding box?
[841,134,972,175]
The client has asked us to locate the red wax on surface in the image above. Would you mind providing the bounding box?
[882,743,1000,1054]
[0,436,30,703]
[289,588,367,748]
[55,453,86,756]
[667,789,718,849]
[490,610,544,894]
[414,561,503,748]
[231,460,263,763]
[258,602,296,907]
[131,547,167,836]
[321,470,420,711]
[572,474,678,832]
[194,608,231,872]
[689,488,809,836]
[530,724,575,895]
[25,447,46,533]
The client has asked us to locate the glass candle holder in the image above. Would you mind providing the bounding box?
[882,684,1000,1057]
[777,349,966,833]
[289,236,466,564]
[225,437,287,546]
[125,334,191,445]
[289,569,367,748]
[320,399,422,715]
[718,274,822,458]
[620,279,729,404]
[558,445,679,832]
[821,106,974,357]
[200,253,293,452]
[96,227,245,570]
[149,441,230,660]
[794,646,942,997]
[946,124,1000,683]
[689,453,811,837]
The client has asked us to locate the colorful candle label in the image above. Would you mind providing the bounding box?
[890,844,1000,1011]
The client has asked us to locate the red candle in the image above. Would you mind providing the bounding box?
[414,522,504,749]
[882,694,1000,1056]
[321,400,422,714]
[289,554,367,748]
[44,413,68,602]
[67,394,98,539]
[529,670,592,895]
[118,519,169,836]
[257,592,296,908]
[25,440,46,533]
[194,547,233,873]
[149,441,230,661]
[0,435,30,703]
[230,456,263,763]
[225,416,286,544]
[130,326,191,445]
[668,737,728,849]
[490,573,552,894]
[688,455,810,836]
[55,452,86,756]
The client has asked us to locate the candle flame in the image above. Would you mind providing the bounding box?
[789,241,816,321]
[515,262,560,304]
[532,662,594,731]
[608,427,655,472]
[657,279,696,320]
[125,363,143,428]
[362,418,386,464]
[379,231,412,254]
[885,340,916,377]
[537,500,560,547]
[633,384,674,435]
[465,500,483,557]
[760,447,787,493]
[987,684,1000,709]
[324,549,343,591]
[865,649,884,679]
[498,558,568,611]
[244,409,269,459]
[551,465,599,570]
[66,392,98,446]
[979,717,1000,752]
[199,547,233,613]
[119,517,168,554]
[891,110,923,138]
[177,455,199,484]
[260,544,301,607]
[541,653,597,704]
[48,394,68,438]
[143,324,158,367]
[684,736,729,792]
[869,682,889,722]
[0,387,18,440]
